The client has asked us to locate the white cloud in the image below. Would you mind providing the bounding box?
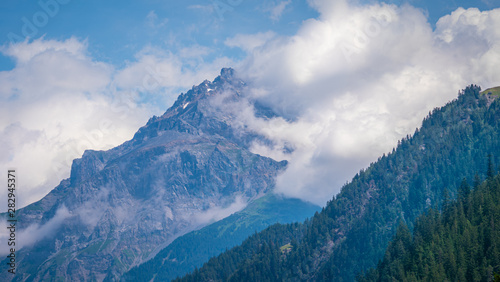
[187,4,214,13]
[0,189,119,256]
[190,195,248,226]
[226,0,500,205]
[114,45,232,92]
[225,31,277,53]
[0,38,233,211]
[145,10,168,30]
[268,0,292,21]
[0,37,87,64]
[0,205,72,255]
[0,38,130,209]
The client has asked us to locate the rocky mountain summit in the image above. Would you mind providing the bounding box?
[1,68,288,281]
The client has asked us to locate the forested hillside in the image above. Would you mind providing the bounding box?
[359,172,500,281]
[176,85,500,281]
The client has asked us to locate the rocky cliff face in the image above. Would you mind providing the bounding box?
[3,68,286,281]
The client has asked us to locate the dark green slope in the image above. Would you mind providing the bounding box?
[122,194,320,281]
[359,173,500,281]
[176,85,500,281]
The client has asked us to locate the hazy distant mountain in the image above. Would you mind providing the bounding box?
[0,68,317,281]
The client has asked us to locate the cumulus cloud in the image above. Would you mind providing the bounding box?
[0,37,232,211]
[225,0,500,205]
[0,38,126,209]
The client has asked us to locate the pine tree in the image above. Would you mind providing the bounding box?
[488,154,495,180]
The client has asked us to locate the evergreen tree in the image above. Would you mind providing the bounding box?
[488,154,496,180]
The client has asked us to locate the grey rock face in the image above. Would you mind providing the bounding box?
[5,68,286,281]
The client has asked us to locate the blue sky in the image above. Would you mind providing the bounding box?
[0,0,318,70]
[1,0,497,71]
[1,0,500,208]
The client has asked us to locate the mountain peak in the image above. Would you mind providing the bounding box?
[169,68,240,112]
[220,67,235,79]
[131,68,251,148]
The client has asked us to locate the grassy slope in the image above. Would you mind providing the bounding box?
[481,86,500,97]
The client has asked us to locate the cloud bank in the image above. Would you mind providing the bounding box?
[225,0,500,205]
